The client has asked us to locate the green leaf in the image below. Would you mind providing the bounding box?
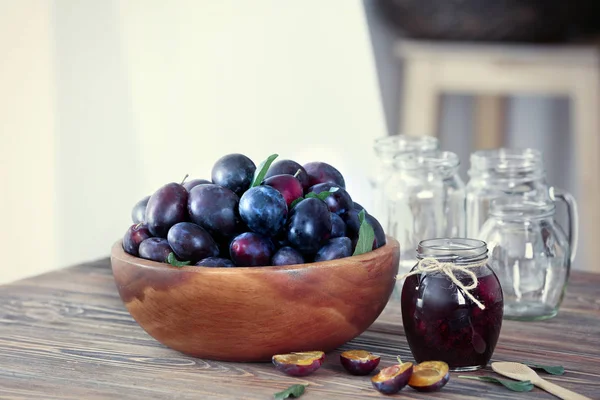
[315,187,339,201]
[290,197,303,209]
[251,153,279,187]
[459,376,534,392]
[352,209,375,256]
[525,362,565,375]
[274,384,307,399]
[167,252,191,267]
[304,192,318,199]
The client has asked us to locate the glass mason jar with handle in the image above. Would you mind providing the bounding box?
[370,135,439,232]
[478,198,577,320]
[386,151,465,273]
[465,148,578,258]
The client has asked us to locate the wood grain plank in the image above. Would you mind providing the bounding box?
[0,259,598,399]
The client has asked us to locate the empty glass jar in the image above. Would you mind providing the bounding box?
[478,198,577,320]
[370,135,439,231]
[386,151,465,273]
[465,148,578,256]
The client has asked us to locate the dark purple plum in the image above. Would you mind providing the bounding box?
[195,257,235,268]
[343,209,361,241]
[263,174,303,208]
[167,222,219,262]
[314,237,352,262]
[330,213,346,238]
[131,196,150,224]
[272,351,325,377]
[183,178,211,192]
[407,361,449,392]
[265,159,310,191]
[371,362,414,395]
[340,350,380,376]
[308,183,353,215]
[138,237,172,263]
[366,214,386,249]
[353,202,365,211]
[188,184,240,239]
[229,232,274,267]
[239,186,287,237]
[211,153,256,196]
[123,223,152,256]
[303,161,345,188]
[286,198,332,255]
[145,182,188,238]
[271,246,305,266]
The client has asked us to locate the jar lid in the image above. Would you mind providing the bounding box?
[417,238,488,263]
[490,198,555,219]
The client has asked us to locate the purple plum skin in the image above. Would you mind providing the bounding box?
[330,213,346,238]
[211,153,256,196]
[239,186,288,237]
[131,196,150,224]
[340,354,380,376]
[410,372,449,392]
[272,354,324,377]
[138,237,173,263]
[371,364,414,395]
[145,182,189,238]
[229,232,274,267]
[263,174,303,208]
[167,222,219,263]
[183,179,211,192]
[286,198,332,255]
[303,161,345,188]
[366,214,386,249]
[271,246,305,266]
[309,183,353,215]
[188,184,240,239]
[265,159,310,192]
[123,223,152,256]
[314,237,352,262]
[195,257,235,268]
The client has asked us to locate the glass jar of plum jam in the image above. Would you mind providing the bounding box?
[401,238,503,371]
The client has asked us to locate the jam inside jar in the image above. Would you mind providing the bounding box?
[401,238,503,371]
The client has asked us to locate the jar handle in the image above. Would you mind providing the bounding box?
[553,188,578,263]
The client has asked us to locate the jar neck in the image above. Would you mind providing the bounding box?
[490,199,556,221]
[417,238,488,264]
[468,148,545,182]
[373,135,439,161]
[394,152,460,178]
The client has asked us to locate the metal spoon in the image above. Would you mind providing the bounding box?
[491,362,591,400]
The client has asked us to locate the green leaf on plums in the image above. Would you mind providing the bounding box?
[274,384,307,399]
[251,153,279,187]
[352,209,375,256]
[524,362,565,375]
[290,197,304,209]
[167,252,191,267]
[315,187,338,201]
[458,376,534,392]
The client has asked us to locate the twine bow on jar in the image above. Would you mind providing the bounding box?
[397,257,488,310]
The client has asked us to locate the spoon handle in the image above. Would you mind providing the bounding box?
[535,378,592,400]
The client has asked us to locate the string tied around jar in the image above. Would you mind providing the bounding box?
[396,257,488,310]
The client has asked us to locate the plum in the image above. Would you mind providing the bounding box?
[265,159,310,191]
[239,186,288,237]
[330,213,346,238]
[303,161,345,188]
[271,246,305,266]
[138,237,173,263]
[263,174,303,208]
[343,209,360,242]
[407,361,450,392]
[167,222,219,262]
[131,196,150,224]
[340,350,380,376]
[229,232,274,267]
[314,237,352,262]
[211,153,256,196]
[353,202,365,212]
[123,223,152,256]
[188,184,240,239]
[308,183,353,215]
[183,178,211,192]
[195,257,235,268]
[371,362,414,395]
[272,351,325,377]
[286,198,332,255]
[366,214,386,249]
[145,182,189,237]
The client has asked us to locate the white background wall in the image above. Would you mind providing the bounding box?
[0,1,386,284]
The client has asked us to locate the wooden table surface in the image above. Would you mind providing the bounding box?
[1,259,599,399]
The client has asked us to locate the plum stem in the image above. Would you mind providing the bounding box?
[293,169,302,178]
[180,174,189,185]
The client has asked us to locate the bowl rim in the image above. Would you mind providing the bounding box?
[112,235,399,274]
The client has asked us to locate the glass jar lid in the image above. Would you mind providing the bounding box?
[489,198,555,220]
[373,135,439,159]
[417,238,488,264]
[468,148,544,178]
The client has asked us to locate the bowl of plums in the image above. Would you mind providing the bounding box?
[111,153,400,362]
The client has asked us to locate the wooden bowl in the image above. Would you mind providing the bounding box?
[110,237,400,362]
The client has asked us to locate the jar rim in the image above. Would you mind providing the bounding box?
[468,148,544,176]
[394,151,460,170]
[417,238,488,263]
[373,135,439,157]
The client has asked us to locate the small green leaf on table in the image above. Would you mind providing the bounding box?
[459,375,534,392]
[525,362,565,375]
[352,209,375,256]
[274,384,307,399]
[251,153,279,187]
[167,253,191,268]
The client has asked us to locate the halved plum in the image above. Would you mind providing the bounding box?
[408,361,450,392]
[340,350,380,376]
[371,362,413,394]
[272,351,325,377]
